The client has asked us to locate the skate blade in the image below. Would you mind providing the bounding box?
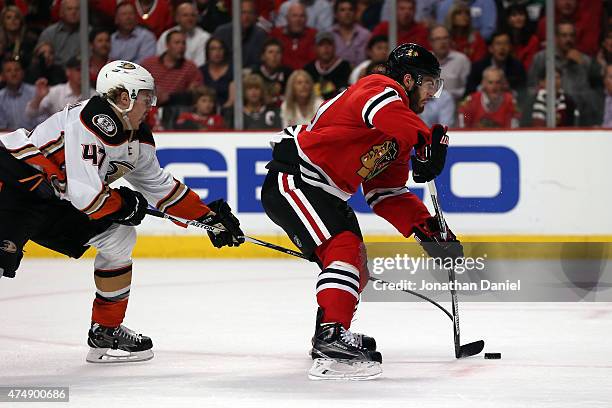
[308,358,382,381]
[86,347,154,364]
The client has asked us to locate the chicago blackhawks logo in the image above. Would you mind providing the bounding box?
[357,139,398,181]
[93,114,117,137]
[406,49,419,57]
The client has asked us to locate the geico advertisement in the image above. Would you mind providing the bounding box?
[24,129,611,236]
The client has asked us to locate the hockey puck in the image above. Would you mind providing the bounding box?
[484,352,501,359]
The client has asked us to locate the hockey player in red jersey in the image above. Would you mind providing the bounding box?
[0,61,244,363]
[261,43,463,380]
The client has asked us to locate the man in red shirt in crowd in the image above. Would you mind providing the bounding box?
[271,2,317,70]
[141,30,203,106]
[536,0,602,56]
[370,0,429,49]
[459,66,519,128]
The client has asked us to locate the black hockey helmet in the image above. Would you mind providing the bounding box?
[386,43,441,87]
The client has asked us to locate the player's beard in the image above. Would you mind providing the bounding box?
[407,85,424,114]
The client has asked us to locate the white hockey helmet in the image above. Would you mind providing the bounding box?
[96,60,157,108]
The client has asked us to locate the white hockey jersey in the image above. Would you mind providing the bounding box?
[0,96,209,220]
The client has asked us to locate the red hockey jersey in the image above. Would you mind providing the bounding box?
[458,91,519,129]
[283,74,432,237]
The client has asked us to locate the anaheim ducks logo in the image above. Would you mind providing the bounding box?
[357,139,399,181]
[118,61,137,70]
[1,240,17,254]
[105,160,135,183]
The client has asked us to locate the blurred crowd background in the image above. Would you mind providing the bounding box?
[0,0,609,131]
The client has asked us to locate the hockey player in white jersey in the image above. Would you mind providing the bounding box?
[0,61,244,363]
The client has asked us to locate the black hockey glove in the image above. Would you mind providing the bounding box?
[413,216,464,260]
[411,124,449,183]
[198,199,244,248]
[108,186,148,226]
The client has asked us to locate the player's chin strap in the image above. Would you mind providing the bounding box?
[106,98,135,130]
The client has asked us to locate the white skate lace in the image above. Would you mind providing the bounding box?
[340,327,360,348]
[114,325,142,343]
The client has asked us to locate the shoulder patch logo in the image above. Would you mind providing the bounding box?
[93,114,117,137]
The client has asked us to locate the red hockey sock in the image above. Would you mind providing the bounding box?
[314,231,366,329]
[91,298,128,327]
[317,288,358,329]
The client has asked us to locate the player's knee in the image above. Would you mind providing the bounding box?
[115,225,137,259]
[99,225,137,260]
[318,231,366,268]
[0,241,23,278]
[316,231,369,289]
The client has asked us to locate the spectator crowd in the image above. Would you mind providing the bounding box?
[0,0,609,131]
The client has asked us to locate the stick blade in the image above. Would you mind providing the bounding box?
[458,340,485,358]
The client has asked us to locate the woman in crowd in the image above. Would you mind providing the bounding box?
[199,37,234,110]
[0,5,36,69]
[224,73,281,130]
[280,70,323,128]
[445,2,487,63]
[503,3,540,70]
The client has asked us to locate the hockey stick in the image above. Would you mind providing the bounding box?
[145,208,307,258]
[145,207,454,319]
[426,180,485,358]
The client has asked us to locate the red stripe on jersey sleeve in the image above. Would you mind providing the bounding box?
[87,188,124,220]
[24,153,66,181]
[47,148,65,170]
[164,189,210,220]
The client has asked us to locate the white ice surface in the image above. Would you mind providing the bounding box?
[1,259,611,407]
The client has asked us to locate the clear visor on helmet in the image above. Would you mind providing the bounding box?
[420,77,444,98]
[135,89,157,107]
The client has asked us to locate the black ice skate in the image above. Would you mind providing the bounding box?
[310,307,377,355]
[309,322,382,380]
[86,323,154,363]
